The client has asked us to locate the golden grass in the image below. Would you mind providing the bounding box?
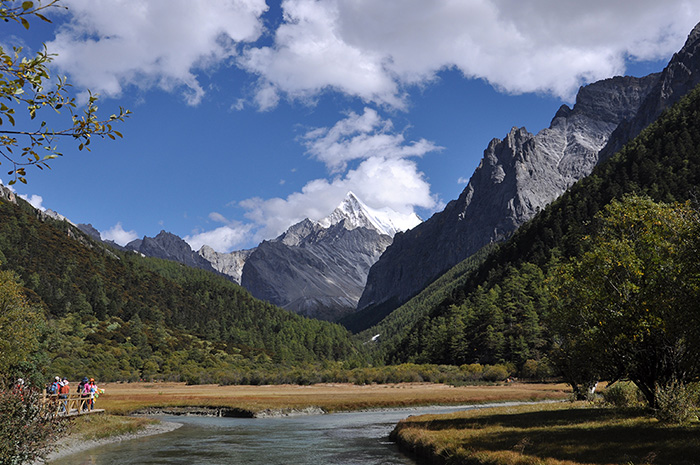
[391,402,700,465]
[94,381,569,415]
[68,414,158,440]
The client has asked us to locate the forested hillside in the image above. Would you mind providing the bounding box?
[372,83,700,369]
[0,197,358,382]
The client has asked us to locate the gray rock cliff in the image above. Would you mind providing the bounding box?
[599,22,700,160]
[77,223,102,241]
[197,245,255,285]
[358,72,663,315]
[126,230,219,274]
[242,219,392,321]
[238,192,406,321]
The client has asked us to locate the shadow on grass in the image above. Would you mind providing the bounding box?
[406,408,700,464]
[414,407,635,431]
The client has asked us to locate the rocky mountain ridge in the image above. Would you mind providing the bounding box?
[234,192,413,320]
[242,219,392,320]
[95,192,413,321]
[357,22,700,319]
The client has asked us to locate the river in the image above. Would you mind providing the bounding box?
[61,402,533,464]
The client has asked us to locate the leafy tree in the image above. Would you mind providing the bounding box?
[0,269,44,386]
[0,0,129,185]
[0,270,61,465]
[548,195,700,407]
[0,386,65,465]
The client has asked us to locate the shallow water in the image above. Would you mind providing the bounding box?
[62,402,531,465]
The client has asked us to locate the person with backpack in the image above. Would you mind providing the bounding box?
[85,378,99,410]
[78,377,89,412]
[46,376,60,396]
[58,378,70,414]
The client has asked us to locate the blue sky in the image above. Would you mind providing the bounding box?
[4,0,699,252]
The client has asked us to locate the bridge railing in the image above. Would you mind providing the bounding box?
[42,392,100,416]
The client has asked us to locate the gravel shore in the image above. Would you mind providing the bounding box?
[40,420,182,463]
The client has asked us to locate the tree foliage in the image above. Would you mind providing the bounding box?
[0,270,59,465]
[379,82,700,375]
[548,196,700,407]
[0,195,359,382]
[0,386,65,465]
[0,0,130,184]
[0,269,45,386]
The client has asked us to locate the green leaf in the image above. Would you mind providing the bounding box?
[21,1,33,11]
[20,17,29,30]
[35,13,51,23]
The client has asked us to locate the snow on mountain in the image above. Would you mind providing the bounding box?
[317,191,421,237]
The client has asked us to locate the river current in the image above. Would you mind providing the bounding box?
[63,403,524,464]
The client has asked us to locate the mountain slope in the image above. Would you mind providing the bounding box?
[358,22,700,322]
[358,74,658,316]
[0,190,357,380]
[106,192,414,322]
[241,192,400,321]
[127,230,220,274]
[380,79,700,366]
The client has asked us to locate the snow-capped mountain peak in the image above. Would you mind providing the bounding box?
[317,191,421,237]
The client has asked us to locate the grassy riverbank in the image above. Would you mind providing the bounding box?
[69,414,160,440]
[94,381,569,416]
[391,402,700,465]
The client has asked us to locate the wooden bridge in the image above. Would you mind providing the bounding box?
[42,393,105,417]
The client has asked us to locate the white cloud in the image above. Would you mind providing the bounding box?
[302,107,441,172]
[48,0,268,105]
[457,177,469,185]
[45,1,700,108]
[19,194,45,211]
[101,222,139,246]
[240,0,700,107]
[183,107,441,251]
[185,223,254,252]
[208,212,230,224]
[239,155,437,243]
[225,109,441,244]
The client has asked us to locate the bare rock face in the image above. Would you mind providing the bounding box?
[126,230,219,274]
[242,221,392,321]
[239,193,403,321]
[357,73,660,316]
[197,245,255,285]
[358,23,700,322]
[0,185,16,204]
[77,223,102,241]
[599,22,700,160]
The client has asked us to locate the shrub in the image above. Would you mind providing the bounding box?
[654,381,698,425]
[460,364,484,381]
[602,382,642,407]
[482,365,509,382]
[0,387,66,464]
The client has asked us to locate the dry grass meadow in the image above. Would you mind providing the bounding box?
[94,381,569,415]
[391,402,700,465]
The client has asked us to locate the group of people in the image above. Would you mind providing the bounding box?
[46,376,101,412]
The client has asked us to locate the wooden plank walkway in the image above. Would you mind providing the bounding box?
[43,393,105,417]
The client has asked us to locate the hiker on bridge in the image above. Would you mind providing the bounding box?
[78,377,89,411]
[58,378,70,413]
[83,378,100,411]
